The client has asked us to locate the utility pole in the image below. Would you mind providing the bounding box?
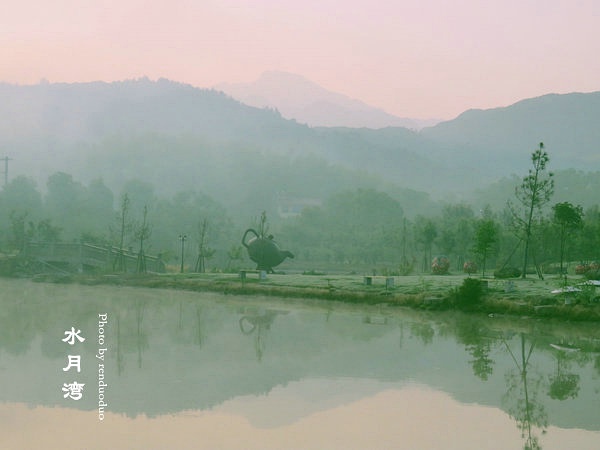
[2,156,12,186]
[179,234,187,273]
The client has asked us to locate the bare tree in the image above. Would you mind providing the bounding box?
[135,205,152,273]
[113,193,131,272]
[257,210,269,238]
[194,218,215,273]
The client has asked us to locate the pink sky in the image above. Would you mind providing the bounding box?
[2,0,599,119]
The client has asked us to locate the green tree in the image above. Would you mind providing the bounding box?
[577,206,600,263]
[152,190,233,267]
[0,176,43,219]
[30,218,62,242]
[552,202,583,277]
[45,172,86,239]
[510,143,554,279]
[121,179,156,217]
[0,176,43,249]
[8,211,28,251]
[473,219,498,277]
[81,178,114,239]
[281,188,405,266]
[415,217,437,272]
[439,204,475,270]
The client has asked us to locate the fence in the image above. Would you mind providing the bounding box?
[22,241,165,273]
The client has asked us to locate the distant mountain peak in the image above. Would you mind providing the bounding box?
[215,71,439,130]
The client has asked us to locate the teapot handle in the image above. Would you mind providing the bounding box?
[242,228,259,248]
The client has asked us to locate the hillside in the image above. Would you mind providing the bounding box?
[0,79,447,199]
[1,79,599,209]
[421,91,600,175]
[215,71,438,129]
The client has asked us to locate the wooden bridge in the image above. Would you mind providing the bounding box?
[22,241,166,274]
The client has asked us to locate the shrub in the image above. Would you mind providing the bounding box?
[494,266,521,279]
[398,261,414,276]
[585,270,600,281]
[450,278,484,310]
[432,256,450,275]
[463,261,478,274]
[584,261,600,279]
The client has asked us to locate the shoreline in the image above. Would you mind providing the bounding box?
[20,270,600,322]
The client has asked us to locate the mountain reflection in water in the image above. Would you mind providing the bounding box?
[1,279,599,450]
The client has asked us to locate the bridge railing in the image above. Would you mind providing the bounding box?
[23,241,165,273]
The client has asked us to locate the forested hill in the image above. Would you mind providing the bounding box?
[1,79,599,202]
[0,79,450,197]
[0,78,301,143]
[421,91,600,174]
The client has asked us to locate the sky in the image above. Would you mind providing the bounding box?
[2,0,600,119]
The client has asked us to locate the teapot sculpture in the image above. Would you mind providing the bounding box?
[242,228,294,273]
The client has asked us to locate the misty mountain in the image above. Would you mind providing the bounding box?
[0,78,449,198]
[215,71,438,130]
[0,77,304,144]
[421,91,600,175]
[1,78,599,214]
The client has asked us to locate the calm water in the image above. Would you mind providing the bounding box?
[1,278,599,450]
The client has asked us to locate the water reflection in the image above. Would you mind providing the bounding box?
[1,279,599,449]
[548,345,581,401]
[502,333,547,450]
[239,309,286,361]
[454,318,495,381]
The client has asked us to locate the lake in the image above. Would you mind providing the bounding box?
[1,278,599,449]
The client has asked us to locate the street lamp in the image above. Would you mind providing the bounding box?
[178,234,187,273]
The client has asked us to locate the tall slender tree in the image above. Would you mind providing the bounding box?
[510,143,554,278]
[135,205,152,273]
[194,218,215,273]
[114,193,131,272]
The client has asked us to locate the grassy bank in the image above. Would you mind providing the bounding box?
[26,270,600,322]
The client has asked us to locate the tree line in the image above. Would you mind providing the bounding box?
[0,146,598,276]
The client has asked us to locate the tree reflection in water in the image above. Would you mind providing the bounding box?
[547,345,581,401]
[0,279,599,448]
[502,333,547,450]
[113,299,149,374]
[135,298,147,369]
[409,322,434,345]
[195,305,205,347]
[455,318,495,381]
